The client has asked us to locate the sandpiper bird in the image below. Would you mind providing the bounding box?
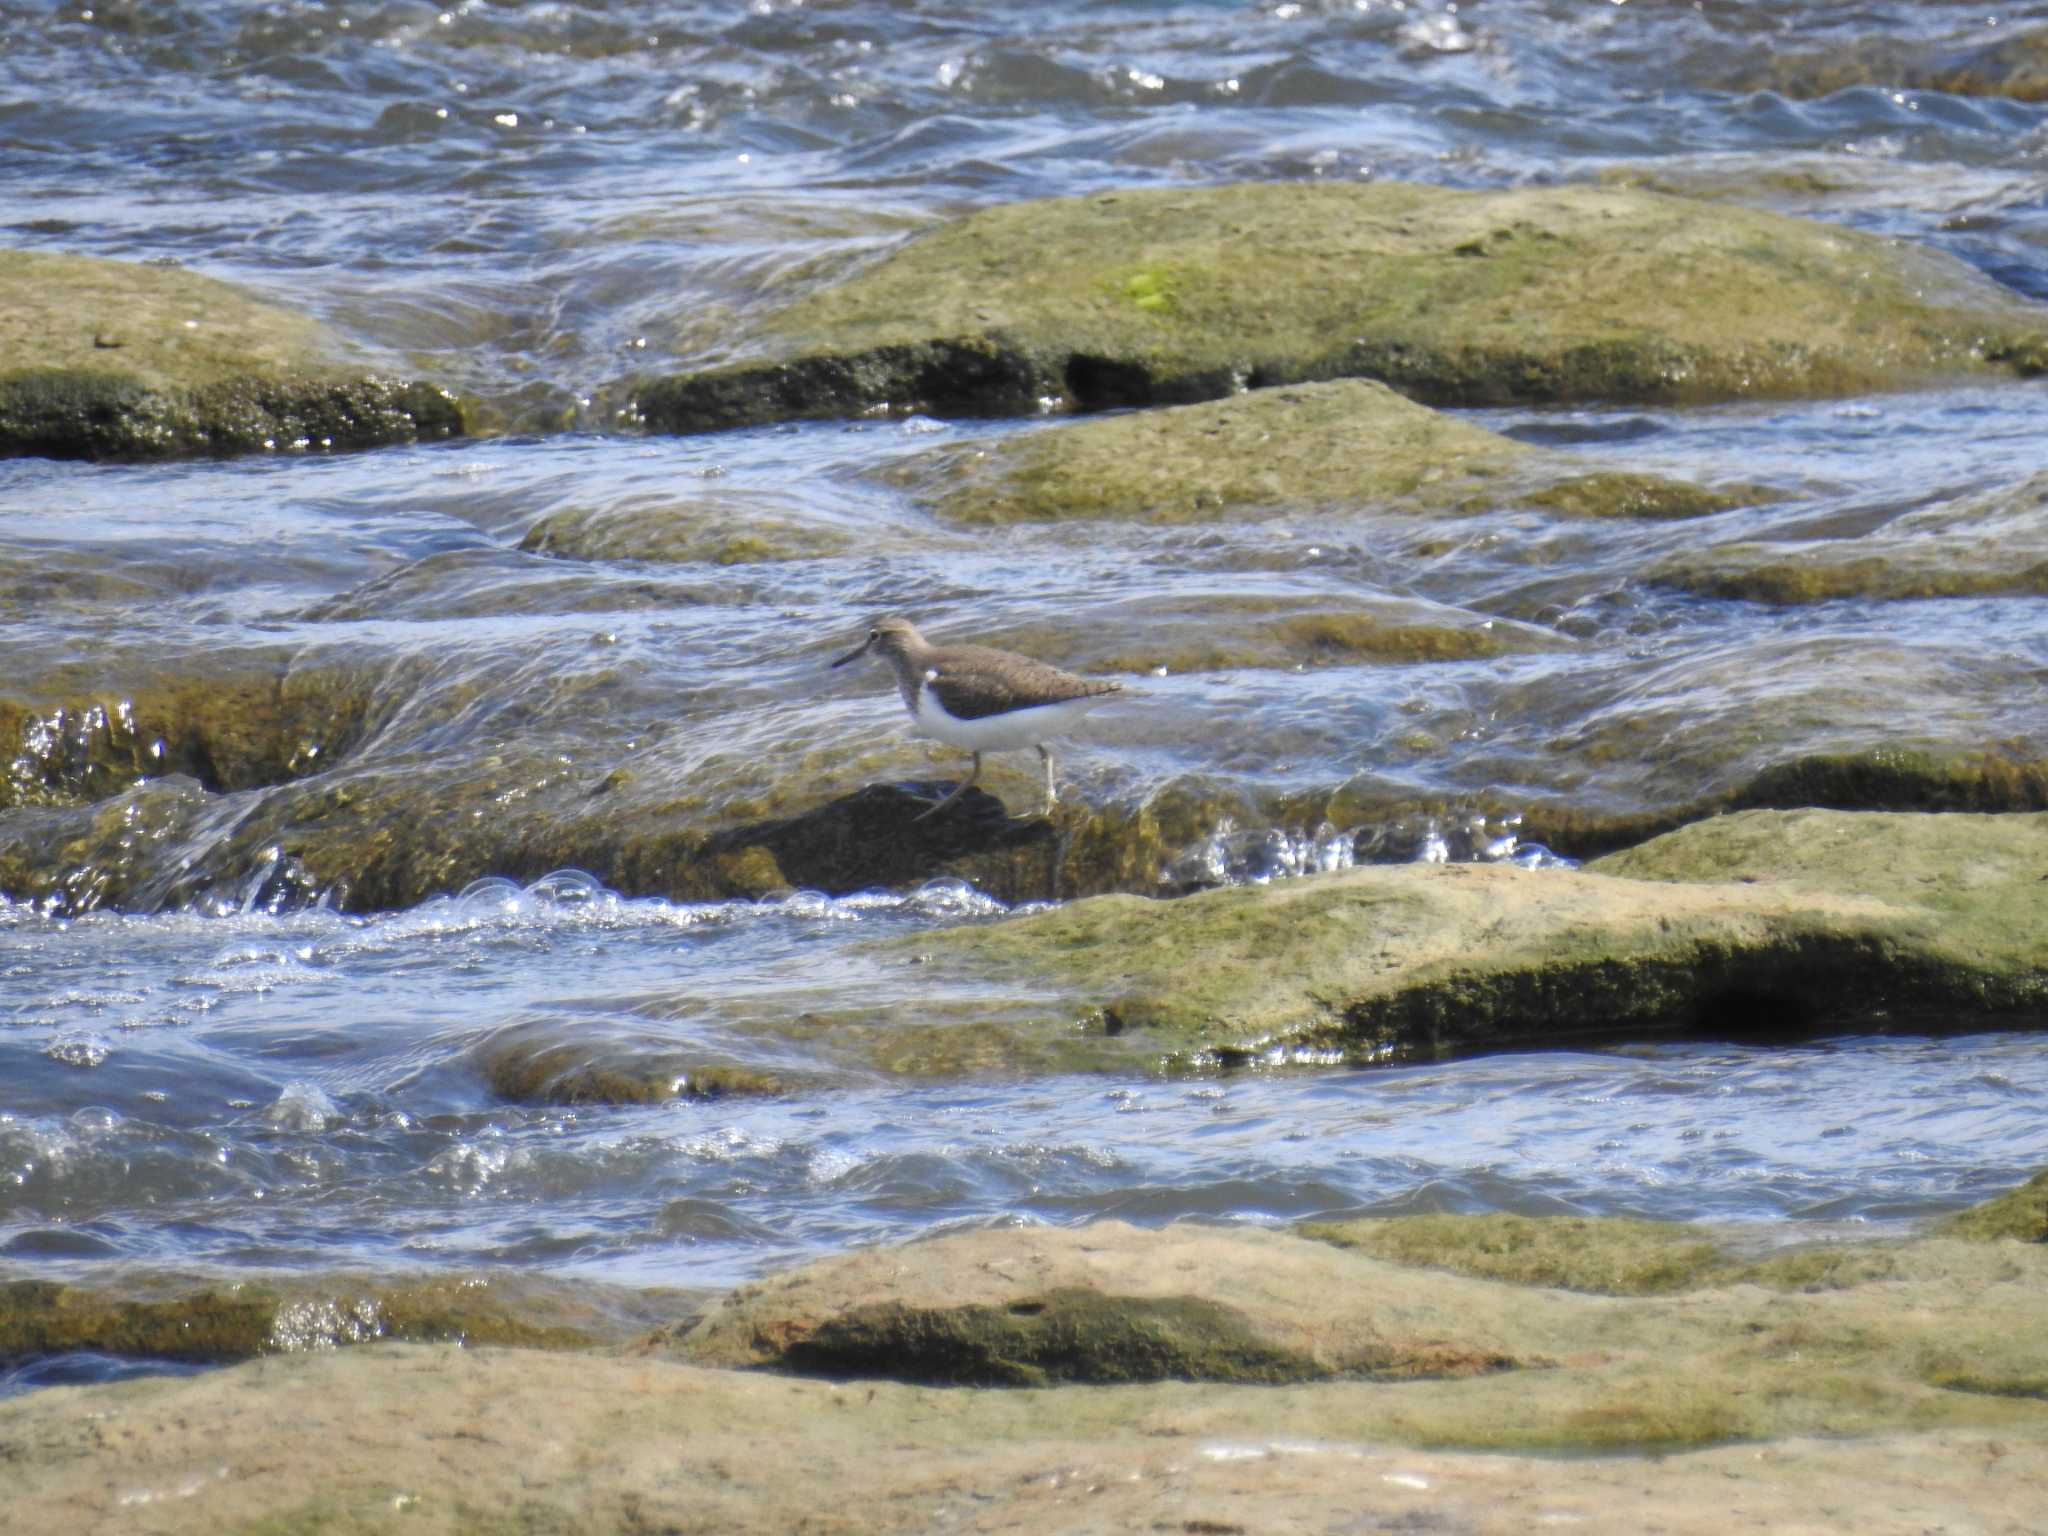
[831,614,1123,818]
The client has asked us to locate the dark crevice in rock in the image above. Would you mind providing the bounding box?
[1340,942,2047,1061]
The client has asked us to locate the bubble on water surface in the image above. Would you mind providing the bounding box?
[43,1035,111,1069]
[264,1081,344,1133]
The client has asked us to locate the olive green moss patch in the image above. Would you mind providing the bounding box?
[0,250,464,460]
[632,181,2048,430]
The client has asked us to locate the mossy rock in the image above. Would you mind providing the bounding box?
[0,250,464,460]
[913,810,2048,1065]
[0,661,389,811]
[473,1018,790,1106]
[1518,747,2048,862]
[1939,1170,2048,1244]
[0,1275,600,1365]
[631,181,2048,430]
[892,378,1756,524]
[677,1222,1531,1387]
[773,1289,1337,1387]
[519,495,854,566]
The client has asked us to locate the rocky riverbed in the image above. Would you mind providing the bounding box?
[5,2,2047,1524]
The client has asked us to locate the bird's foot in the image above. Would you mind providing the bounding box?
[911,781,973,822]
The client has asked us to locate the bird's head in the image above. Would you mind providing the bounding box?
[831,614,924,669]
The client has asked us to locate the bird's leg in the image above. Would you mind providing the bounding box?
[1038,744,1056,816]
[913,750,980,821]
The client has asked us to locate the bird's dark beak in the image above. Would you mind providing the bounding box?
[830,638,870,669]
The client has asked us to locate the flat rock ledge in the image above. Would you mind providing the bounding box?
[0,250,465,460]
[5,1200,2047,1535]
[631,180,2048,431]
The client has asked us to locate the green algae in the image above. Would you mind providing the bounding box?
[633,181,2048,431]
[1940,1169,2048,1244]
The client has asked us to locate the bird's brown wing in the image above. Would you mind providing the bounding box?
[924,646,1121,721]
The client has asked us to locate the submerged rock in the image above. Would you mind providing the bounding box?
[1649,468,2048,604]
[1722,25,2048,104]
[0,659,389,812]
[631,181,2048,431]
[474,1017,792,1105]
[0,250,464,460]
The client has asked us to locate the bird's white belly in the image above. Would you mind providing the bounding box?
[911,687,1111,752]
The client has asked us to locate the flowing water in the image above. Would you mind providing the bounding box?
[4,0,2048,1396]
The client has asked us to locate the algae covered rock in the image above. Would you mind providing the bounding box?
[1941,1169,2048,1243]
[0,249,464,459]
[674,1221,1527,1386]
[0,1271,615,1364]
[914,809,2048,1065]
[663,1215,2048,1448]
[520,493,855,566]
[892,377,1757,524]
[633,181,2048,430]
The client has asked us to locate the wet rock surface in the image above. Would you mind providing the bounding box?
[1647,468,2048,604]
[631,181,2048,430]
[0,1269,665,1365]
[0,251,465,460]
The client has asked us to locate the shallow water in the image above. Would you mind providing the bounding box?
[6,879,2044,1300]
[3,0,2048,1395]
